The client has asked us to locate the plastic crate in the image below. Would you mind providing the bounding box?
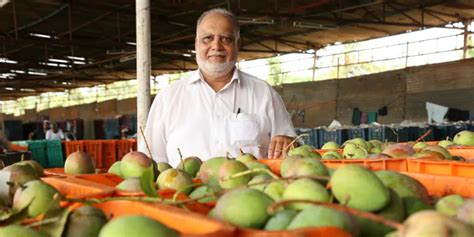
[0,151,31,166]
[93,200,235,237]
[318,129,347,147]
[407,159,474,178]
[41,176,115,199]
[27,140,48,167]
[84,140,103,168]
[322,158,408,172]
[367,126,385,141]
[449,123,469,138]
[235,227,351,237]
[384,126,409,142]
[46,140,64,168]
[102,140,118,168]
[64,141,85,157]
[117,139,137,160]
[448,147,474,160]
[408,126,435,141]
[432,124,451,141]
[402,172,474,198]
[347,127,367,140]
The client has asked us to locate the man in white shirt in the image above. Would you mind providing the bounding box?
[46,122,65,140]
[139,8,296,167]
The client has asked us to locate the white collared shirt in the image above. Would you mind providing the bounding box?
[139,69,296,167]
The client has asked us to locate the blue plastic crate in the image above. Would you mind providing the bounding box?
[449,123,469,138]
[384,127,410,142]
[295,128,318,147]
[367,126,385,142]
[27,140,48,167]
[46,140,64,168]
[408,126,435,141]
[432,124,451,140]
[318,129,347,147]
[347,127,367,140]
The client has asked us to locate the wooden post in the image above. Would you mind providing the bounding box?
[136,0,151,146]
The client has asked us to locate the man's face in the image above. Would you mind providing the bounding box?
[43,122,50,130]
[195,13,239,78]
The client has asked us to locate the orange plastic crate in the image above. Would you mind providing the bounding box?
[407,159,474,178]
[323,158,408,172]
[42,176,115,199]
[102,140,118,168]
[235,227,351,237]
[44,168,122,186]
[117,139,137,160]
[83,140,104,168]
[93,200,235,237]
[258,158,408,175]
[448,146,474,160]
[402,172,474,198]
[63,141,85,157]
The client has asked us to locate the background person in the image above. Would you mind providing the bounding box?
[45,122,65,140]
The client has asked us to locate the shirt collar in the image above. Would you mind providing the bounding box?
[187,68,240,85]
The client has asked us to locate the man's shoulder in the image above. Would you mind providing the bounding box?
[159,71,197,95]
[238,70,274,89]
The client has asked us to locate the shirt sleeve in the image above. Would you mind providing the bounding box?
[138,92,169,163]
[59,129,65,140]
[45,130,51,140]
[269,87,297,138]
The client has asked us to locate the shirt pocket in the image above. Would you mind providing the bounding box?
[227,113,259,147]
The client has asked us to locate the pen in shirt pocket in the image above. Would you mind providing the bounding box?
[235,107,241,118]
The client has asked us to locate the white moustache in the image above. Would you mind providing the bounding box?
[208,53,227,57]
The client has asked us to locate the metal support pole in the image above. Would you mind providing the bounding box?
[136,0,151,146]
[463,20,470,59]
[12,0,18,40]
[311,50,317,81]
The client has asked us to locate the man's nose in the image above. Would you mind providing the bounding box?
[210,37,223,50]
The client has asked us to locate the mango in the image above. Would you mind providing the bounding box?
[264,209,298,231]
[156,168,193,194]
[177,156,202,177]
[98,215,179,237]
[331,165,389,211]
[287,205,357,235]
[197,157,227,189]
[436,194,465,217]
[65,151,96,174]
[13,180,60,218]
[214,188,274,228]
[282,178,330,210]
[218,160,251,189]
[120,151,152,178]
[63,205,108,237]
[0,225,45,237]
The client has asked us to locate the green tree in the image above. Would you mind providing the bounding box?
[267,57,283,85]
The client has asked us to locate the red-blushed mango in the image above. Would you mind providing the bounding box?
[218,160,251,189]
[116,177,143,192]
[156,168,193,195]
[120,151,152,178]
[196,157,227,189]
[65,151,96,174]
[382,143,415,158]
